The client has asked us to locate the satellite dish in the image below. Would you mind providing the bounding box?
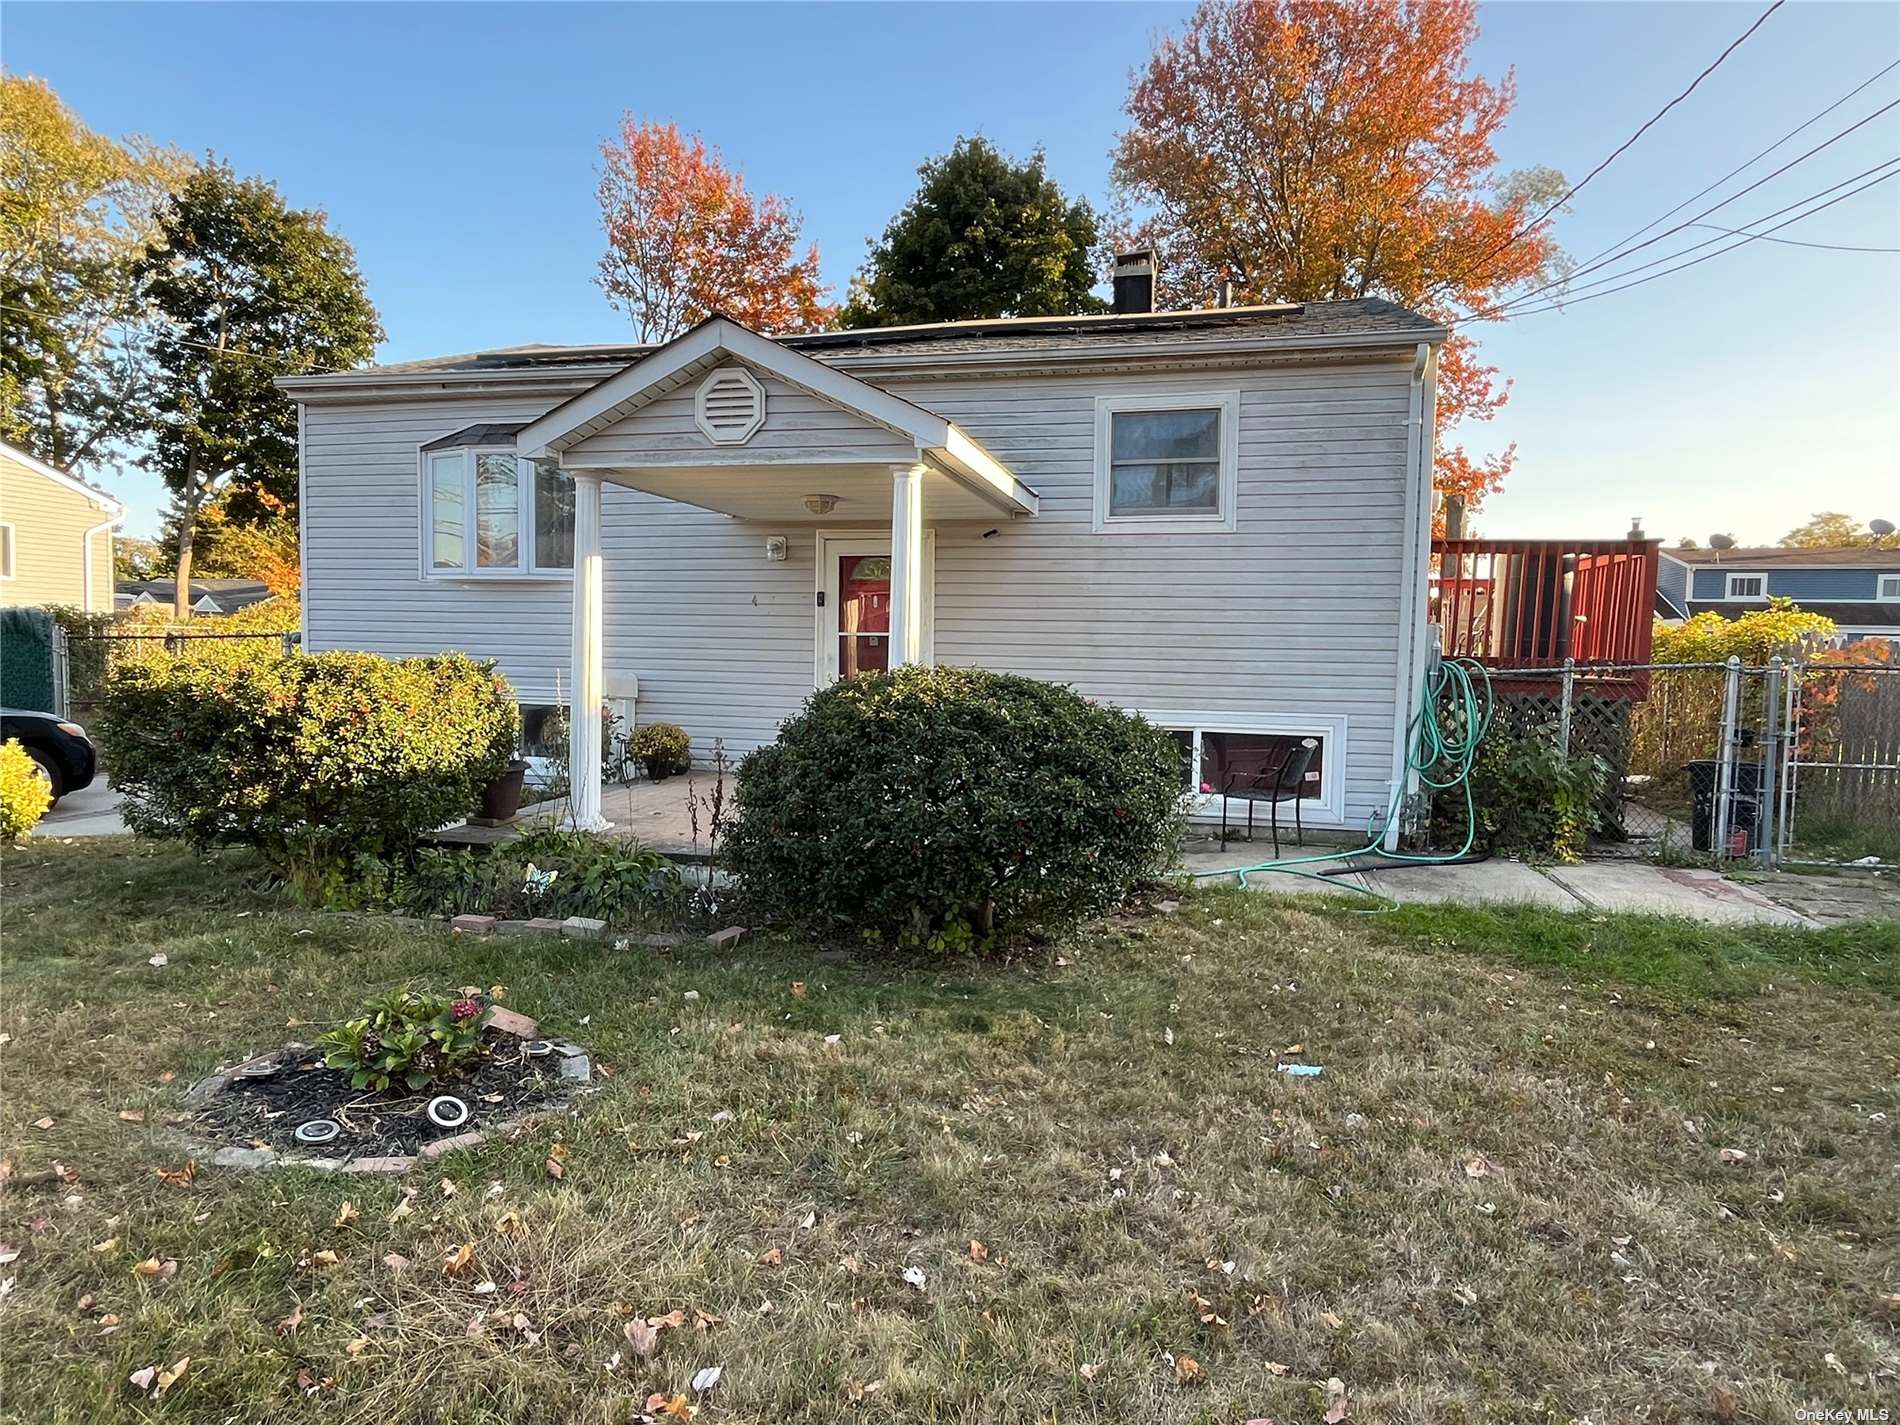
[1709,533,1736,550]
[1871,518,1896,537]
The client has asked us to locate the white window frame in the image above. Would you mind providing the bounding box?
[1723,572,1767,600]
[1092,390,1241,534]
[0,522,14,580]
[1139,709,1348,824]
[417,444,574,581]
[1878,574,1900,601]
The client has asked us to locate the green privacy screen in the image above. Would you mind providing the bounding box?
[0,607,57,712]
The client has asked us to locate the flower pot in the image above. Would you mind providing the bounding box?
[473,759,529,825]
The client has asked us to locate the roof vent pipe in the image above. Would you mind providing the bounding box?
[1215,276,1236,308]
[1112,249,1157,314]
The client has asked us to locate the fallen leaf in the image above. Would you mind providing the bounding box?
[155,1357,189,1397]
[155,1164,196,1187]
[388,1199,413,1223]
[156,1071,176,1084]
[439,1178,459,1199]
[32,1116,54,1131]
[98,1313,121,1334]
[383,1252,410,1273]
[333,1201,359,1228]
[790,982,807,997]
[623,1318,661,1360]
[545,1156,565,1180]
[511,1311,541,1345]
[496,1210,525,1237]
[128,1366,157,1394]
[276,1304,304,1335]
[148,955,167,968]
[443,1242,475,1276]
[92,1238,120,1254]
[76,1293,95,1312]
[1173,1353,1203,1384]
[693,1307,721,1331]
[473,1280,498,1295]
[465,1311,485,1339]
[345,1336,371,1358]
[118,1109,146,1123]
[648,1394,695,1420]
[1325,1376,1349,1422]
[1265,1361,1290,1376]
[1719,1148,1749,1165]
[758,1246,783,1266]
[968,1239,990,1264]
[1079,1362,1104,1382]
[310,1250,340,1269]
[648,1308,688,1329]
[1320,1309,1344,1330]
[902,1265,927,1291]
[132,1257,177,1279]
[1463,1155,1504,1180]
[691,1364,723,1393]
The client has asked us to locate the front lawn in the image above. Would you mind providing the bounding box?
[2,839,1896,1422]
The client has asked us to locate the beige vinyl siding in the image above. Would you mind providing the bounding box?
[0,449,117,610]
[300,353,1416,829]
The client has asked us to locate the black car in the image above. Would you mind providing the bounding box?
[1,709,98,807]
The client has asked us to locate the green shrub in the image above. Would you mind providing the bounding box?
[0,740,53,842]
[725,666,1183,951]
[98,650,518,900]
[629,721,692,779]
[316,989,485,1093]
[395,827,680,923]
[1452,718,1610,863]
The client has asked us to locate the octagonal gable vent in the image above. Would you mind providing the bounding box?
[694,366,766,445]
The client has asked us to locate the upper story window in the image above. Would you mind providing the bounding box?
[1725,573,1766,600]
[1092,390,1240,534]
[421,428,573,579]
[1879,574,1900,600]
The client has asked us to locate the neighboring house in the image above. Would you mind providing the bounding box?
[114,577,275,615]
[1657,546,1900,644]
[0,441,123,611]
[279,273,1446,843]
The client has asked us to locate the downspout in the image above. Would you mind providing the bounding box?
[1383,341,1439,851]
[80,513,119,613]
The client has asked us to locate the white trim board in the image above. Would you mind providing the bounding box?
[1136,708,1351,825]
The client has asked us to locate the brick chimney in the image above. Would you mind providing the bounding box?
[1112,249,1156,314]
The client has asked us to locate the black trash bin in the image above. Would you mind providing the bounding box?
[1687,758,1763,852]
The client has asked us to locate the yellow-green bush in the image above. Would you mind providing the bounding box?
[1653,598,1836,663]
[0,739,53,842]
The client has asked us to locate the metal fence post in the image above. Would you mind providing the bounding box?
[1559,657,1575,758]
[51,624,69,719]
[281,632,296,658]
[1758,656,1782,867]
[1712,654,1742,858]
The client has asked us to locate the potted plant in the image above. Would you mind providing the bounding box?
[473,756,530,825]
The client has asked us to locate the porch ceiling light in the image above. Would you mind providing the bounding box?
[802,493,839,515]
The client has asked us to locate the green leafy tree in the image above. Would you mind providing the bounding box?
[1780,512,1894,549]
[0,75,188,472]
[839,137,1106,328]
[113,535,162,581]
[137,162,381,617]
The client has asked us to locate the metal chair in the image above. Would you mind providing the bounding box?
[1220,737,1319,856]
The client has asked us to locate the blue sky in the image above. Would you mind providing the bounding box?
[9,1,1898,543]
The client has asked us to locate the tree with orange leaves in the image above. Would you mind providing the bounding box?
[595,118,833,341]
[1112,0,1569,517]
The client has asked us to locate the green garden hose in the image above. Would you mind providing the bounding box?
[1192,657,1496,907]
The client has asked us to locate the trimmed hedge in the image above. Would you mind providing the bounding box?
[98,651,517,899]
[629,721,691,780]
[725,666,1182,951]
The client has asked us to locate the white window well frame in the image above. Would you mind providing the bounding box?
[417,443,574,581]
[1139,710,1348,825]
[1879,574,1900,601]
[1724,572,1767,600]
[1092,390,1241,534]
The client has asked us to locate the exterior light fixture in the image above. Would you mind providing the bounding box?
[802,494,839,516]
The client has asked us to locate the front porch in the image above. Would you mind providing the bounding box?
[511,314,1038,833]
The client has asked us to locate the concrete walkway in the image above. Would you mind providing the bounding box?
[38,779,127,838]
[1182,840,1825,926]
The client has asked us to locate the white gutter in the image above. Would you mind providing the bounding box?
[80,514,119,613]
[1383,341,1440,851]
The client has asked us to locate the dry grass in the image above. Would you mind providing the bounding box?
[1,838,1896,1423]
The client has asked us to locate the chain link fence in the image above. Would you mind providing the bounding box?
[58,629,300,722]
[1477,654,1896,868]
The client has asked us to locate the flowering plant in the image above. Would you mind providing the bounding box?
[317,989,486,1093]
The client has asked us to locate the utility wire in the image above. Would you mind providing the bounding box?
[1468,155,1900,321]
[1578,58,1900,271]
[1427,0,1787,300]
[1685,220,1900,253]
[1470,166,1900,323]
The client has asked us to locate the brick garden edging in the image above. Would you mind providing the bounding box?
[179,1006,592,1175]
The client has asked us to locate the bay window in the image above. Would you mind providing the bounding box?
[421,436,573,578]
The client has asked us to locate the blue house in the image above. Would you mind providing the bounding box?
[1657,546,1900,643]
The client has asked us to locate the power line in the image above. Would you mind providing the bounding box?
[1472,166,1900,323]
[1428,0,1787,300]
[1470,154,1900,321]
[1578,58,1900,271]
[1685,220,1900,253]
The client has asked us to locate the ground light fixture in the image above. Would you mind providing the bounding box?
[426,1095,471,1130]
[293,1119,342,1145]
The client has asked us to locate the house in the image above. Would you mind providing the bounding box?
[278,268,1446,843]
[0,441,123,612]
[1657,545,1900,644]
[115,577,276,615]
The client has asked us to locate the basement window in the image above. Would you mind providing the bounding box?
[421,434,573,579]
[1145,712,1346,821]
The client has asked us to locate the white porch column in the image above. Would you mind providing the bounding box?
[889,461,926,667]
[567,471,611,831]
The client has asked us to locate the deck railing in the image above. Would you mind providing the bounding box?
[1430,538,1659,670]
